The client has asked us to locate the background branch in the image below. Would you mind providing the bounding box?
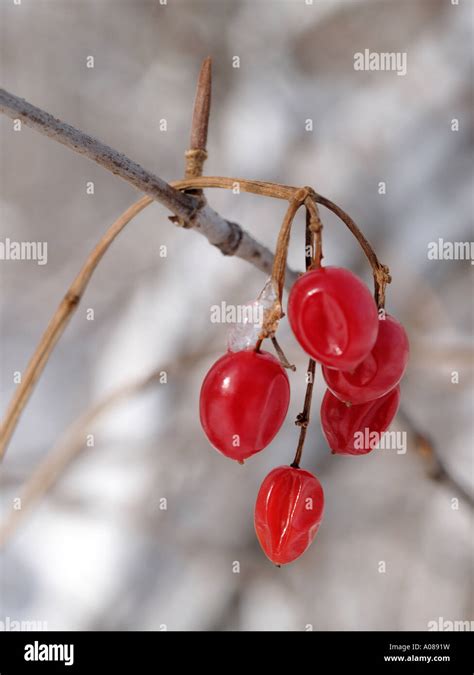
[0,197,152,459]
[0,348,216,549]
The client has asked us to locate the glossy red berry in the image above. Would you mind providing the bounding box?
[254,465,324,565]
[322,314,409,404]
[199,350,290,462]
[287,266,379,371]
[321,385,400,455]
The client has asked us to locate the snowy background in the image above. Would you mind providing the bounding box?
[1,0,473,630]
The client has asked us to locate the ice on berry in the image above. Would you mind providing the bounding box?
[227,278,278,352]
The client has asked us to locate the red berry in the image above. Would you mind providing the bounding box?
[322,314,409,404]
[288,266,379,371]
[254,465,324,565]
[320,386,400,455]
[199,350,290,462]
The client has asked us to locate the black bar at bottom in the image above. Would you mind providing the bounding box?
[0,630,471,673]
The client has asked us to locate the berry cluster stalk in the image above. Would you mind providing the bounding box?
[291,205,319,469]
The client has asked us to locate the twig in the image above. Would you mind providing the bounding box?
[185,56,212,181]
[174,57,211,223]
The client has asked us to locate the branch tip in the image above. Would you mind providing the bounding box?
[190,56,212,152]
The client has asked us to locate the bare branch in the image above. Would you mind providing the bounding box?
[0,88,195,217]
[0,87,298,283]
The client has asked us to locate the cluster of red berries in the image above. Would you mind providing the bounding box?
[200,266,409,565]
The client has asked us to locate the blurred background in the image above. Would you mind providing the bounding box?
[0,0,472,631]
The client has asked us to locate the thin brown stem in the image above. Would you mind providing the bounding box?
[304,208,313,270]
[271,336,296,371]
[291,359,316,469]
[173,176,296,200]
[256,188,309,341]
[270,187,311,302]
[305,197,323,270]
[315,194,391,307]
[291,209,318,468]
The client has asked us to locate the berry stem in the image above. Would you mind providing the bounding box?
[291,358,316,469]
[304,207,313,270]
[314,194,390,308]
[291,212,318,469]
[257,188,309,342]
[305,197,323,270]
[271,336,296,371]
[270,188,310,303]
